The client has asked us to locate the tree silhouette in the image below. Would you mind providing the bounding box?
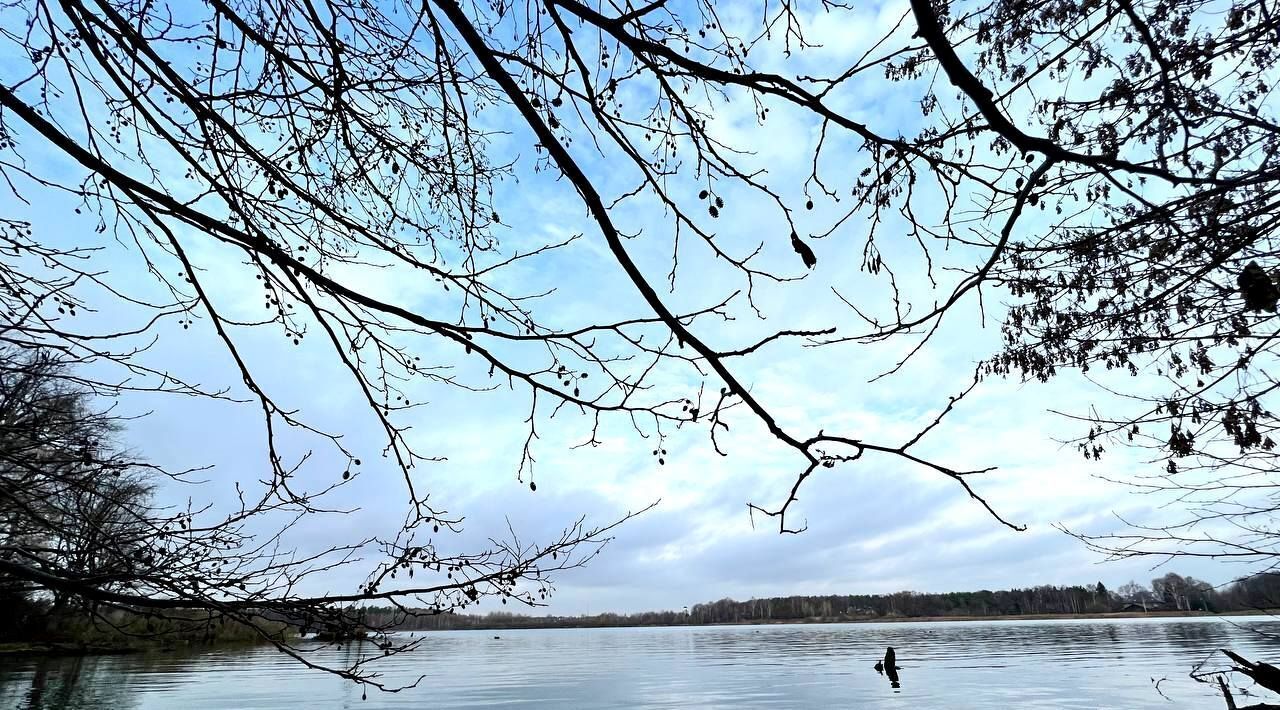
[2,0,1276,689]
[1,345,637,687]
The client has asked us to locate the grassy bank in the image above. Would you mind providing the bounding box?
[1,607,295,658]
[0,633,290,658]
[0,642,144,658]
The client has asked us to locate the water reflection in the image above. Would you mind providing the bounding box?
[2,617,1279,709]
[10,655,137,710]
[873,646,902,690]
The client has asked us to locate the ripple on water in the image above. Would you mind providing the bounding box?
[3,617,1280,709]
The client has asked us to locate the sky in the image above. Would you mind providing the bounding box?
[0,0,1250,616]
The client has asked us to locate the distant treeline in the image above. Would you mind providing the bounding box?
[359,572,1280,631]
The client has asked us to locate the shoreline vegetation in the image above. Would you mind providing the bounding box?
[647,609,1278,626]
[7,573,1279,657]
[517,609,1275,628]
[379,609,1274,633]
[0,636,287,659]
[0,604,295,658]
[365,573,1280,633]
[4,609,1266,659]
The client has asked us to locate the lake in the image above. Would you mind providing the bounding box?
[3,617,1278,709]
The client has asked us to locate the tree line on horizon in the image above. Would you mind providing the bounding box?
[354,572,1280,631]
[3,0,1279,693]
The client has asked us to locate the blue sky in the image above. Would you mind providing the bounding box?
[0,0,1244,615]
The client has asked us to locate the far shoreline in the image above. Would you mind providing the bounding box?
[401,609,1279,633]
[721,609,1271,625]
[7,611,1272,657]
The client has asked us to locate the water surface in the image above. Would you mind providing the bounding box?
[3,616,1278,708]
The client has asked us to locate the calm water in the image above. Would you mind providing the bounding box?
[3,617,1278,709]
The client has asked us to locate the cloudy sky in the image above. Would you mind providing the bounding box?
[2,0,1245,616]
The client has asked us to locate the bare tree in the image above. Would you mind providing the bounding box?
[919,0,1280,576]
[0,0,1031,673]
[4,0,1275,690]
[1,344,637,687]
[0,353,154,615]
